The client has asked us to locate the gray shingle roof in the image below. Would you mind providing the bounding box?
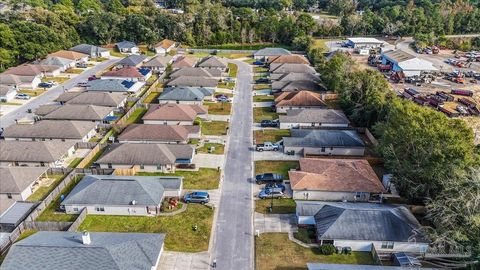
[62,175,182,206]
[56,92,126,107]
[3,120,96,140]
[273,80,324,92]
[271,72,320,82]
[70,44,109,56]
[197,56,227,69]
[1,231,165,270]
[43,104,114,121]
[270,63,316,74]
[283,129,364,148]
[116,40,137,50]
[118,55,148,67]
[143,55,173,68]
[279,109,349,125]
[86,79,131,92]
[0,85,16,96]
[97,143,194,165]
[0,167,47,194]
[167,76,218,88]
[254,47,291,57]
[39,56,74,67]
[0,201,36,226]
[170,67,214,78]
[0,141,75,163]
[158,87,213,102]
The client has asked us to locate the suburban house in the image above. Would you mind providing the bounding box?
[143,55,173,73]
[170,67,221,79]
[55,91,127,108]
[1,231,166,270]
[61,175,183,216]
[381,50,437,77]
[34,104,62,116]
[283,129,365,156]
[270,63,317,74]
[118,124,200,144]
[270,72,320,82]
[197,56,227,72]
[154,39,176,55]
[102,66,152,82]
[274,91,327,113]
[117,54,148,68]
[0,201,37,232]
[253,47,291,60]
[289,158,385,201]
[70,43,111,59]
[166,76,218,90]
[172,55,197,69]
[295,201,429,253]
[279,109,350,129]
[39,56,75,72]
[96,143,195,172]
[0,140,75,167]
[41,104,114,122]
[142,103,207,125]
[158,86,214,104]
[268,54,310,65]
[48,50,89,64]
[0,74,22,89]
[0,85,17,102]
[3,64,62,87]
[116,40,139,54]
[273,80,324,93]
[3,120,97,142]
[0,167,47,201]
[86,79,144,94]
[346,37,384,49]
[306,263,438,270]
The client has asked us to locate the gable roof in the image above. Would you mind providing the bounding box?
[167,76,218,88]
[159,86,213,101]
[0,140,75,163]
[96,143,194,165]
[275,91,326,107]
[55,91,126,107]
[270,63,316,74]
[43,104,114,121]
[143,55,173,68]
[0,167,47,194]
[0,85,16,96]
[34,104,62,116]
[383,50,416,63]
[3,120,96,140]
[0,74,22,86]
[170,67,215,78]
[62,175,182,206]
[272,72,320,82]
[284,129,365,148]
[254,47,291,57]
[279,109,349,125]
[172,56,197,69]
[3,64,60,76]
[273,80,325,92]
[86,79,134,92]
[118,55,148,67]
[103,67,145,78]
[40,56,75,67]
[155,39,176,49]
[142,103,207,121]
[268,54,310,64]
[118,124,190,142]
[1,231,165,270]
[48,50,88,60]
[348,37,384,44]
[70,44,109,56]
[289,158,385,193]
[116,40,137,50]
[197,56,227,69]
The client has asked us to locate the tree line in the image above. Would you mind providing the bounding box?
[309,49,480,262]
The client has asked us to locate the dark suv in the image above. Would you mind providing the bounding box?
[184,191,210,204]
[255,173,283,185]
[260,119,279,128]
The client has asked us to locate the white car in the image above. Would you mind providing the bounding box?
[15,93,31,100]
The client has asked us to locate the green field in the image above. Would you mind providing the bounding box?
[254,160,299,179]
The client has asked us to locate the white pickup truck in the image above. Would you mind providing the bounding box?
[255,142,279,152]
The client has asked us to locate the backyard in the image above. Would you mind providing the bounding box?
[125,107,148,125]
[255,198,296,214]
[254,160,299,179]
[201,120,229,136]
[204,102,232,115]
[27,174,67,201]
[137,168,221,190]
[254,129,290,144]
[79,204,214,252]
[253,107,279,122]
[256,233,375,270]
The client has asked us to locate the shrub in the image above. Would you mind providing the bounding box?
[319,244,336,255]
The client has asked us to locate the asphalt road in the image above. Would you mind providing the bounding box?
[0,57,120,129]
[212,59,254,269]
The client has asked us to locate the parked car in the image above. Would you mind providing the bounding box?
[224,77,236,83]
[77,82,88,87]
[265,183,286,192]
[255,78,270,83]
[38,82,54,88]
[260,119,279,128]
[76,62,87,68]
[255,173,283,185]
[184,191,210,204]
[259,188,284,199]
[215,94,231,102]
[88,75,98,81]
[255,141,279,151]
[253,61,264,66]
[15,93,31,100]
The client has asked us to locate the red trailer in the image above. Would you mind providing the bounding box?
[451,89,473,97]
[377,64,391,72]
[458,98,477,108]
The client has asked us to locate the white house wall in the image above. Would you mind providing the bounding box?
[158,100,203,105]
[276,106,324,113]
[279,122,349,129]
[292,190,370,202]
[283,146,364,156]
[65,204,151,216]
[143,120,194,125]
[118,139,187,144]
[333,240,429,253]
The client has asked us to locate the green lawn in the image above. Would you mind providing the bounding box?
[255,198,296,214]
[65,68,84,74]
[311,38,337,52]
[67,157,83,168]
[256,233,375,270]
[197,143,225,154]
[16,230,38,242]
[204,102,232,115]
[125,107,147,124]
[253,95,274,102]
[35,175,84,222]
[254,129,290,144]
[254,160,299,179]
[109,49,125,57]
[253,107,279,123]
[254,74,268,80]
[254,66,269,73]
[83,147,106,168]
[0,101,21,105]
[243,58,256,64]
[217,82,235,89]
[253,84,271,90]
[137,168,220,190]
[79,204,213,252]
[294,227,317,244]
[18,89,46,97]
[228,63,238,77]
[27,174,67,201]
[143,91,161,104]
[41,76,69,84]
[201,121,229,136]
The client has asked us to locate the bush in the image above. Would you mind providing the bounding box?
[319,244,336,255]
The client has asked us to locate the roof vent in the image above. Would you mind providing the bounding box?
[131,200,137,205]
[82,231,91,245]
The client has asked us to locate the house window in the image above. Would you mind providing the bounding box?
[157,164,162,170]
[7,193,12,199]
[61,139,65,142]
[321,147,325,152]
[95,207,105,212]
[40,162,45,167]
[140,164,145,169]
[41,138,45,141]
[381,241,394,249]
[73,207,79,211]
[14,162,19,166]
[32,138,36,141]
[108,163,112,169]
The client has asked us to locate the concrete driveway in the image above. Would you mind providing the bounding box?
[254,213,297,233]
[158,251,209,270]
[253,149,302,161]
[192,154,225,169]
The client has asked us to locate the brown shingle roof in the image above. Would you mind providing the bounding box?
[56,92,126,107]
[268,54,310,64]
[103,67,143,78]
[172,56,197,69]
[3,120,96,140]
[3,64,60,76]
[142,104,207,121]
[48,50,89,60]
[0,167,47,194]
[118,124,189,142]
[0,141,75,163]
[43,104,114,121]
[155,39,176,49]
[274,90,326,107]
[166,76,218,88]
[289,158,385,193]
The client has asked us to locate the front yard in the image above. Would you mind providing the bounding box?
[201,120,229,136]
[204,102,232,115]
[217,82,235,89]
[41,76,70,84]
[254,160,299,179]
[253,95,274,102]
[253,107,279,123]
[254,129,290,144]
[228,63,238,77]
[137,168,220,190]
[18,89,46,97]
[255,198,296,214]
[256,233,375,270]
[79,204,213,252]
[197,143,225,154]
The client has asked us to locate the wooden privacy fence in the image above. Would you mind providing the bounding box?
[46,167,73,175]
[113,166,138,176]
[67,209,87,232]
[76,142,98,149]
[24,221,72,231]
[77,143,107,169]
